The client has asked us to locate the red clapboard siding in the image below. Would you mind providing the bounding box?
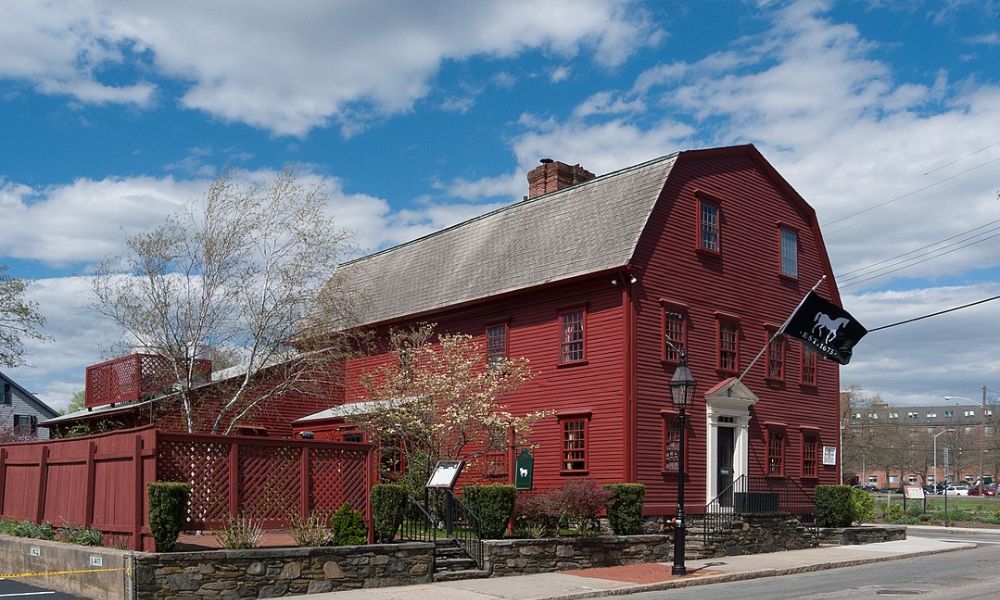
[629,150,840,514]
[316,274,628,490]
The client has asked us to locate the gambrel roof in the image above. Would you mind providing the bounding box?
[339,153,679,326]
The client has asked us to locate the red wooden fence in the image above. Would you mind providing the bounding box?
[0,426,373,551]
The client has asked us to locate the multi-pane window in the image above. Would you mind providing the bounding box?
[802,433,818,477]
[663,310,686,362]
[380,440,405,479]
[718,321,738,372]
[13,415,37,437]
[699,200,720,252]
[487,324,507,367]
[780,227,798,278]
[560,310,585,363]
[561,418,588,472]
[767,428,785,476]
[800,345,817,385]
[663,416,684,473]
[766,331,785,380]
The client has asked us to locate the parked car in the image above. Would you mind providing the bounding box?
[944,485,969,496]
[967,483,998,496]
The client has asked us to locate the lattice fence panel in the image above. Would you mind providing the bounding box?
[311,446,369,516]
[156,439,230,528]
[239,445,301,521]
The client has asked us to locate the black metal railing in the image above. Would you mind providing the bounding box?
[445,489,484,569]
[703,474,817,544]
[399,496,438,544]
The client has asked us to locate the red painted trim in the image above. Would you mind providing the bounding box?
[660,412,689,475]
[622,279,632,482]
[764,325,786,383]
[557,305,588,365]
[715,316,741,375]
[659,300,688,364]
[694,192,722,256]
[777,223,800,281]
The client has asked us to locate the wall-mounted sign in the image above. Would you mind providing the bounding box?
[822,446,837,466]
[515,449,534,490]
[426,460,464,489]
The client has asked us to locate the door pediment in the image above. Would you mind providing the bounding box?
[704,377,758,415]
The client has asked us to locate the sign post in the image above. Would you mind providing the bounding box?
[426,461,464,535]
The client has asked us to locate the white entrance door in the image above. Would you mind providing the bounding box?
[704,378,759,503]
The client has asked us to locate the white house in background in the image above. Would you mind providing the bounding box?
[0,371,58,440]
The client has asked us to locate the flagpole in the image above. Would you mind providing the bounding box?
[735,276,827,385]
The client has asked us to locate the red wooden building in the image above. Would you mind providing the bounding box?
[292,144,841,516]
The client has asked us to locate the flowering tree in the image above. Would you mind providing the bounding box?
[353,328,548,478]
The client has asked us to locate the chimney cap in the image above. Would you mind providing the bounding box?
[539,158,554,164]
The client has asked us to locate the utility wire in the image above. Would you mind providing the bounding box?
[868,294,1000,333]
[824,140,1000,226]
[836,218,1000,279]
[840,229,1000,289]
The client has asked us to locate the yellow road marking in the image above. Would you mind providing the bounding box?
[0,568,125,579]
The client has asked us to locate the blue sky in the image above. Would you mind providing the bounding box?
[2,0,999,410]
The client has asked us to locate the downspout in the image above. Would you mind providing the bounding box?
[622,269,638,482]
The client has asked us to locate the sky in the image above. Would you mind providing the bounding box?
[1,0,999,412]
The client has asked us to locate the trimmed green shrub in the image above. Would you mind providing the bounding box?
[815,485,854,527]
[147,481,190,552]
[330,503,367,545]
[462,484,517,539]
[371,484,407,543]
[604,483,645,535]
[850,487,875,524]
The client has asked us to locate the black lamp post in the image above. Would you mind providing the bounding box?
[669,351,696,577]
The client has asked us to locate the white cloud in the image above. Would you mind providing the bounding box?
[550,66,571,83]
[842,284,1000,406]
[0,1,658,136]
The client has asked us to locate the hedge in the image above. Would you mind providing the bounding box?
[462,484,517,539]
[604,483,645,535]
[815,485,854,527]
[148,482,191,551]
[330,503,368,545]
[371,484,407,543]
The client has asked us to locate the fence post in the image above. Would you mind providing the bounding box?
[229,442,239,519]
[35,446,50,524]
[85,441,96,528]
[0,447,7,518]
[132,434,143,551]
[300,446,311,521]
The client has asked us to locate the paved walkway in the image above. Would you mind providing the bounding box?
[295,536,974,600]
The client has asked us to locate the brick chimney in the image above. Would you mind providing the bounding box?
[526,159,596,199]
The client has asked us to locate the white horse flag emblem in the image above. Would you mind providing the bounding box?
[780,291,867,365]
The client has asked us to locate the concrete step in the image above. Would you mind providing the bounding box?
[435,557,478,572]
[433,569,491,582]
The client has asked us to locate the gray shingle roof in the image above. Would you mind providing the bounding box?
[339,153,678,326]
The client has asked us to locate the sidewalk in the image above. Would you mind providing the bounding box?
[296,537,974,600]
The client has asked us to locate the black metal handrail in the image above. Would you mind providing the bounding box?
[447,489,485,569]
[399,496,438,544]
[702,474,818,544]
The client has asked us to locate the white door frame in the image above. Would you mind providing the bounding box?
[704,379,759,502]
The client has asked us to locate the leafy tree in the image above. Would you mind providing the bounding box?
[353,328,548,477]
[61,390,86,415]
[0,265,48,368]
[92,170,362,433]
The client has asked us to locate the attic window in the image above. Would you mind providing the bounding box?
[560,309,586,364]
[698,198,720,253]
[780,226,798,278]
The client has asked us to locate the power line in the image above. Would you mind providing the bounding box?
[840,229,1000,289]
[836,218,1000,280]
[824,141,1000,227]
[868,294,1000,333]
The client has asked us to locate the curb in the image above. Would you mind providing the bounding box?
[530,543,974,600]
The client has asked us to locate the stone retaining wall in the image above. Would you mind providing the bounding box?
[483,535,670,577]
[696,513,822,557]
[819,525,906,545]
[131,543,433,600]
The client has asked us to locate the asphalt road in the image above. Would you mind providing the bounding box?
[613,529,1000,599]
[0,579,84,600]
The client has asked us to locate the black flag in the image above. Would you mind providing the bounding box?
[779,291,867,365]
